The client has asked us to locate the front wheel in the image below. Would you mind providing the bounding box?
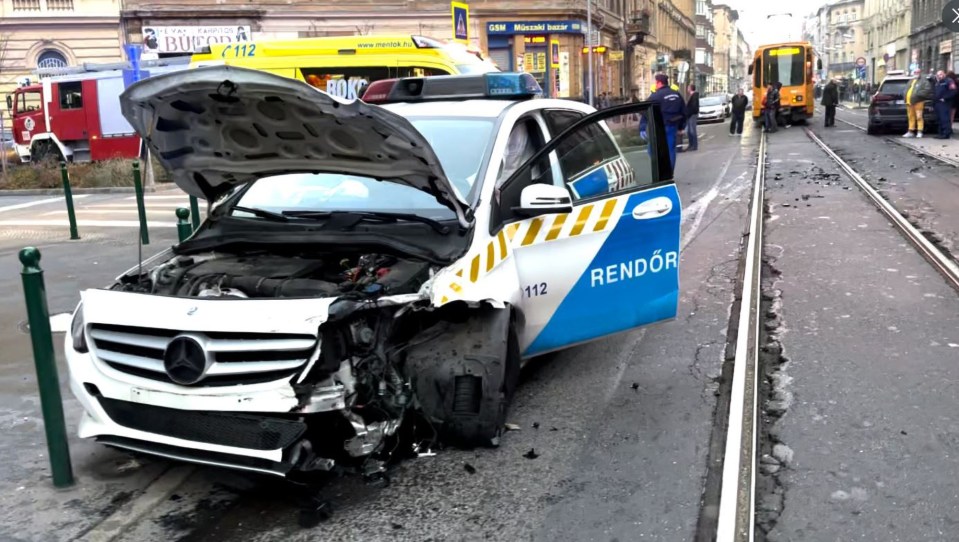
[405,306,521,448]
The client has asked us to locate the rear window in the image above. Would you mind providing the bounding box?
[878,79,909,98]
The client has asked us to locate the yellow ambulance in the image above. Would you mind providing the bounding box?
[189,35,500,100]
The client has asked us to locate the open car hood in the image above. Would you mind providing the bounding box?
[119,65,470,227]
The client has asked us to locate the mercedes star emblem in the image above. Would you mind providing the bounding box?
[163,336,209,385]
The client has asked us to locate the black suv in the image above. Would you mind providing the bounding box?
[867,73,939,135]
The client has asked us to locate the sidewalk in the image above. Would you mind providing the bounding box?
[0,229,191,541]
[891,131,959,167]
[839,100,868,110]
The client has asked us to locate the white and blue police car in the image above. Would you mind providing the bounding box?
[64,66,682,478]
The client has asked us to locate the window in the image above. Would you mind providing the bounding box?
[543,109,653,199]
[11,0,40,10]
[300,66,453,100]
[47,0,74,9]
[496,117,546,187]
[762,47,805,86]
[697,24,705,38]
[58,81,82,109]
[37,49,68,70]
[15,91,42,114]
[696,48,706,64]
[696,0,707,15]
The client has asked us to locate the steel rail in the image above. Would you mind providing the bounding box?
[715,132,765,542]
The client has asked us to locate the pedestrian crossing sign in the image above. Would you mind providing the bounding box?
[452,2,469,43]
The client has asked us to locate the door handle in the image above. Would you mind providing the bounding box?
[631,196,673,220]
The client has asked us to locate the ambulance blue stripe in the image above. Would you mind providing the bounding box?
[524,185,681,356]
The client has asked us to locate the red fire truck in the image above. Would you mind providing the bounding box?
[6,59,190,164]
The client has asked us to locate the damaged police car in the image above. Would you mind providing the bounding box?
[66,66,682,478]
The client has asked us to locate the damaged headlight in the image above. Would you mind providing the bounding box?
[71,303,88,354]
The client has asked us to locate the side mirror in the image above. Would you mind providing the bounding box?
[748,62,753,75]
[817,59,823,70]
[513,184,573,217]
[5,95,11,111]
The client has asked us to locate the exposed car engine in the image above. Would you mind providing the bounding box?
[112,251,434,300]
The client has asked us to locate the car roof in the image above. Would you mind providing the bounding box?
[382,98,595,119]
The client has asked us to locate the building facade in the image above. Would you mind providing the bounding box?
[817,0,868,81]
[117,0,698,102]
[864,0,910,83]
[0,0,124,128]
[694,0,714,92]
[643,0,697,97]
[909,0,956,74]
[711,4,737,93]
[733,29,749,91]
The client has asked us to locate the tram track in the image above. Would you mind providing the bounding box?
[804,128,959,293]
[711,116,959,542]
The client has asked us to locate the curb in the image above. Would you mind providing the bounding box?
[74,465,196,542]
[0,185,182,197]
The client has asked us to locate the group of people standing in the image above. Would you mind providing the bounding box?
[902,69,957,140]
[639,74,752,170]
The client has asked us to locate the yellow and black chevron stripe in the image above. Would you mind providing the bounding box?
[438,197,623,304]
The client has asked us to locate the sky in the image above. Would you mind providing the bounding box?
[723,0,824,50]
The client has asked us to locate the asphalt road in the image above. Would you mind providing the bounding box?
[0,118,758,542]
[759,119,959,540]
[11,107,959,541]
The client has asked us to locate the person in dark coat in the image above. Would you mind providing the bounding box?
[684,84,700,151]
[729,88,748,136]
[763,84,780,133]
[639,74,687,171]
[821,78,839,127]
[933,70,957,139]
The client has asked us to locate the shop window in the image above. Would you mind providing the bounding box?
[58,81,82,109]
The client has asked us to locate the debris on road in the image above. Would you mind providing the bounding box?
[523,449,540,460]
[464,463,477,474]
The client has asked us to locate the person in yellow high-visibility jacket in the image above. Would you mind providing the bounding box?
[650,82,680,93]
[904,69,932,138]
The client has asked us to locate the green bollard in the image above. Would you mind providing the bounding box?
[132,161,150,245]
[176,208,192,242]
[189,195,200,230]
[59,162,80,240]
[19,247,74,488]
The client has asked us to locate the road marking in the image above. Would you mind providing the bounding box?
[88,203,191,209]
[0,195,89,213]
[127,194,191,200]
[76,465,196,542]
[681,153,736,251]
[42,209,189,216]
[0,219,177,228]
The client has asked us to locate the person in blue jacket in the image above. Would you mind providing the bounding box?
[640,73,687,171]
[933,70,957,139]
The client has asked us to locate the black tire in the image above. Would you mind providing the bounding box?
[30,141,63,164]
[867,124,879,135]
[405,306,520,448]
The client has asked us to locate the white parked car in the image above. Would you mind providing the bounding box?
[65,66,682,478]
[699,96,726,123]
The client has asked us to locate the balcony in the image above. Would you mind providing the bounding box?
[627,9,652,34]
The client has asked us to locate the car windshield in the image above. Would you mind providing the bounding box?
[701,97,723,106]
[879,80,909,99]
[762,46,805,87]
[229,117,495,219]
